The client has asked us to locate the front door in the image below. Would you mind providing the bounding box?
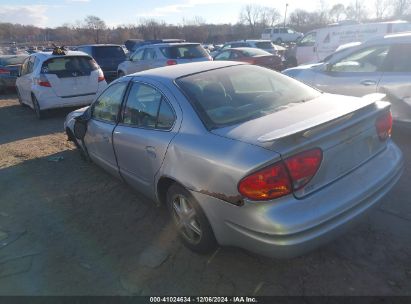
[314,45,390,97]
[113,81,178,199]
[85,81,129,177]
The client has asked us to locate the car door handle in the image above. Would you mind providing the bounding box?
[145,146,157,159]
[360,80,377,86]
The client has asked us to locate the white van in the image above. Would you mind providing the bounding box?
[293,20,411,65]
[261,27,303,44]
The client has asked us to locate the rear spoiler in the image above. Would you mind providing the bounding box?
[257,93,386,143]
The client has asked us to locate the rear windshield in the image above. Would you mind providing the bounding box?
[94,46,126,59]
[255,42,274,49]
[160,44,208,59]
[176,65,321,129]
[0,56,27,66]
[41,56,98,77]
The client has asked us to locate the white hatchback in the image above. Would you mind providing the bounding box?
[16,50,107,119]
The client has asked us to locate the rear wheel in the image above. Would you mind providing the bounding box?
[166,184,217,253]
[32,95,45,120]
[17,89,25,106]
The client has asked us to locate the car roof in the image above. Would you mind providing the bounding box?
[33,51,91,60]
[129,61,245,81]
[229,47,270,52]
[76,44,122,47]
[146,42,200,48]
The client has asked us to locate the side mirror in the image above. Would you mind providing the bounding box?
[73,109,91,140]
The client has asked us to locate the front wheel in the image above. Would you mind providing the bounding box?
[167,184,217,253]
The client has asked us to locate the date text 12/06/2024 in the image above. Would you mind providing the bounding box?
[149,297,258,303]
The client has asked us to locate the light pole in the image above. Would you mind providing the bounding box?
[284,3,289,28]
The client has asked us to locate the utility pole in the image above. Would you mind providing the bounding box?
[284,3,289,28]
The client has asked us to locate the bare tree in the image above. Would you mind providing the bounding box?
[329,4,346,22]
[374,0,390,19]
[345,0,368,21]
[84,16,107,43]
[239,4,281,36]
[390,0,411,17]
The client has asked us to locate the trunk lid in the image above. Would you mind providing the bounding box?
[212,93,390,198]
[45,71,99,98]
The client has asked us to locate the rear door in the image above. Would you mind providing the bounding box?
[113,80,179,198]
[126,48,146,74]
[85,81,129,177]
[377,43,411,122]
[314,45,390,96]
[41,56,99,97]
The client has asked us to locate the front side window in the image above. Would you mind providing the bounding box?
[176,65,321,129]
[122,83,175,130]
[298,32,316,46]
[92,82,128,123]
[330,46,389,73]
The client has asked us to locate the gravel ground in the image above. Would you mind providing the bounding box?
[0,93,410,295]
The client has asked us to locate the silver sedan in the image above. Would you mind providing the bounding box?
[65,61,403,258]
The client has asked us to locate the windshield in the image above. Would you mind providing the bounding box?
[41,56,98,78]
[176,65,321,129]
[0,55,27,66]
[94,46,126,59]
[160,44,208,59]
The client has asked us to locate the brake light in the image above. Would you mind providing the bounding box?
[98,69,105,82]
[166,59,177,66]
[375,111,392,141]
[238,148,323,201]
[0,68,10,75]
[37,75,51,87]
[284,148,323,190]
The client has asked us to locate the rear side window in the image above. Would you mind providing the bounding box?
[177,65,321,129]
[122,83,175,130]
[94,46,126,60]
[383,44,411,72]
[41,56,98,78]
[160,45,208,59]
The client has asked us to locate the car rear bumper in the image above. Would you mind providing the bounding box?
[191,141,403,258]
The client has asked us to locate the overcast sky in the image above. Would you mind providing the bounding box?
[0,0,372,28]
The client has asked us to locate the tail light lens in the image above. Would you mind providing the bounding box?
[0,68,10,75]
[98,69,105,82]
[238,148,323,201]
[166,59,177,66]
[375,111,392,141]
[37,74,51,87]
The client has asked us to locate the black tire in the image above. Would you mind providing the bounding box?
[17,88,25,106]
[32,95,45,120]
[166,184,217,253]
[275,38,283,45]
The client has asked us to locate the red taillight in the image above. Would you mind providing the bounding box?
[166,59,177,66]
[0,68,10,75]
[238,148,323,201]
[375,111,392,141]
[238,162,292,201]
[98,69,105,82]
[284,148,323,190]
[37,74,51,87]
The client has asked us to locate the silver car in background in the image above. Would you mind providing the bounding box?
[117,42,212,77]
[283,33,411,124]
[65,62,403,258]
